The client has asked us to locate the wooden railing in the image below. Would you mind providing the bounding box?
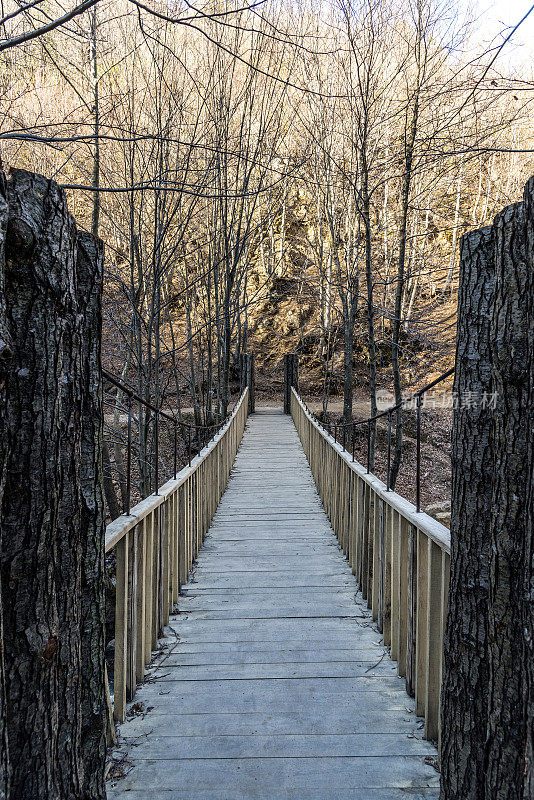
[291,388,450,748]
[105,388,249,722]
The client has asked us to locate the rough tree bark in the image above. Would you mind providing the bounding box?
[55,175,85,800]
[0,169,11,800]
[485,201,531,800]
[441,186,534,800]
[0,169,107,799]
[1,169,81,798]
[523,178,534,800]
[77,232,107,800]
[440,226,494,800]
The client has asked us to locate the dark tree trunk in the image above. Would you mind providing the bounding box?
[440,226,494,800]
[77,233,107,800]
[390,78,420,491]
[441,185,534,800]
[363,197,377,469]
[342,302,354,426]
[56,180,85,800]
[0,173,11,364]
[523,178,534,800]
[102,439,121,521]
[1,169,81,798]
[0,170,11,800]
[485,201,531,800]
[0,169,107,799]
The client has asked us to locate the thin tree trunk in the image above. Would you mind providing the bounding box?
[480,153,494,223]
[90,5,100,237]
[186,297,201,425]
[102,440,121,521]
[220,266,235,418]
[342,301,353,425]
[362,182,377,467]
[390,83,420,490]
[472,157,483,224]
[445,155,464,292]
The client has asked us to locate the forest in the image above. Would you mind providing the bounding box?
[0,0,533,798]
[2,0,533,488]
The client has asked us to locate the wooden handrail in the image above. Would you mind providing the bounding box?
[291,388,450,750]
[106,388,249,722]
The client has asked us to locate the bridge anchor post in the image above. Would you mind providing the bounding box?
[283,353,299,413]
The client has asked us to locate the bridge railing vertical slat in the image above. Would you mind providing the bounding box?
[127,528,138,698]
[290,387,450,755]
[425,538,444,741]
[390,510,401,662]
[366,486,375,610]
[162,501,170,628]
[438,550,450,756]
[397,516,409,677]
[415,528,429,718]
[135,518,146,683]
[113,532,128,722]
[172,491,179,606]
[371,498,380,621]
[152,509,160,649]
[382,504,392,648]
[144,515,154,666]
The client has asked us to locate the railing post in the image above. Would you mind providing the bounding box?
[406,523,417,696]
[114,531,129,722]
[283,353,298,414]
[397,516,409,677]
[144,512,154,665]
[415,528,429,717]
[425,538,443,741]
[245,353,255,414]
[178,483,186,590]
[135,519,146,683]
[372,494,380,620]
[127,526,138,701]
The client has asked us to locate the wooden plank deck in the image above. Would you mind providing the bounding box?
[107,409,440,800]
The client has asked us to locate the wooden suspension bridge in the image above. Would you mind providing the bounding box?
[2,169,531,800]
[105,379,450,799]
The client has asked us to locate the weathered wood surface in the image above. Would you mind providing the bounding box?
[108,409,439,800]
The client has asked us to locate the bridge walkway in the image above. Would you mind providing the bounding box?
[107,408,439,800]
